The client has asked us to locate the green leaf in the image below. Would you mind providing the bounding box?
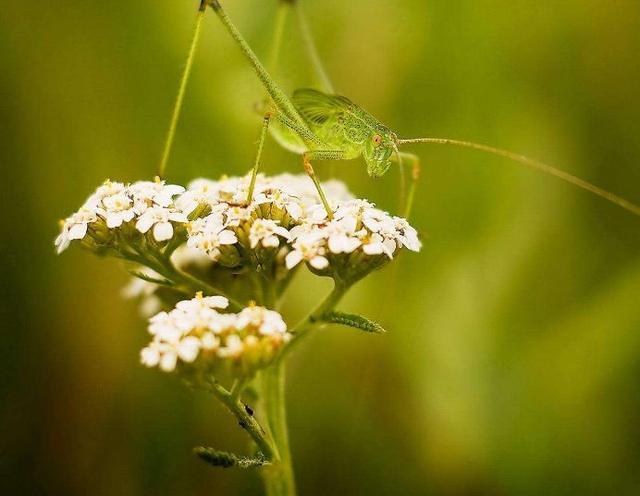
[320,311,387,334]
[193,447,267,469]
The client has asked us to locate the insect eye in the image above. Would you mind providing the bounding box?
[372,134,382,146]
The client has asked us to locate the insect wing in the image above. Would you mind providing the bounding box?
[292,88,353,125]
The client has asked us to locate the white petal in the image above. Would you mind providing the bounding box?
[285,250,303,269]
[140,347,160,367]
[274,226,291,239]
[163,184,186,196]
[200,333,219,350]
[263,235,280,248]
[203,295,229,309]
[363,242,384,255]
[382,238,397,258]
[286,202,303,220]
[310,256,329,270]
[177,337,200,363]
[121,210,136,223]
[343,237,362,253]
[106,212,123,228]
[159,352,178,372]
[136,213,155,233]
[68,223,88,240]
[168,211,189,223]
[153,222,174,241]
[54,233,70,253]
[218,230,238,245]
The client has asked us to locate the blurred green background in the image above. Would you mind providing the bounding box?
[2,0,640,494]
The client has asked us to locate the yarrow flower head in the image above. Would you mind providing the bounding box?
[178,174,421,283]
[285,199,421,282]
[140,293,291,378]
[55,177,195,253]
[58,172,422,314]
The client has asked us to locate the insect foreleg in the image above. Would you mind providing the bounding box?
[303,150,347,219]
[246,113,273,204]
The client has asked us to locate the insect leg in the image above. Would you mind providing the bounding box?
[158,1,207,178]
[303,150,347,219]
[207,0,308,130]
[246,113,273,204]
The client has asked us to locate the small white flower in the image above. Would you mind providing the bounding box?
[285,229,329,270]
[235,306,287,335]
[249,219,290,249]
[200,332,220,351]
[177,336,201,363]
[101,192,136,228]
[393,217,422,252]
[135,207,188,241]
[175,294,229,312]
[55,209,98,253]
[171,245,214,270]
[140,345,161,367]
[219,334,244,359]
[129,179,186,209]
[160,350,178,372]
[324,216,362,254]
[362,233,396,258]
[187,215,238,260]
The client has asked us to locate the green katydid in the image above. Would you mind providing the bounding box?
[161,0,640,220]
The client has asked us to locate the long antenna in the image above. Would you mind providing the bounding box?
[397,137,640,216]
[158,2,207,178]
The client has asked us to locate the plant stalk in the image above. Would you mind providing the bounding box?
[261,361,296,496]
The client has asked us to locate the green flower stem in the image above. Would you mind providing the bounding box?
[207,380,278,463]
[256,282,349,494]
[261,362,295,496]
[279,282,349,361]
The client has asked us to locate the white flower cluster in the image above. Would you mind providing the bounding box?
[140,293,290,376]
[55,178,194,253]
[57,173,422,281]
[285,199,421,271]
[181,174,421,275]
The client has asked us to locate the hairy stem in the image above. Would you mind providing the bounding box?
[207,380,278,462]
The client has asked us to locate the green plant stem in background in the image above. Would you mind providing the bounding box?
[261,362,296,496]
